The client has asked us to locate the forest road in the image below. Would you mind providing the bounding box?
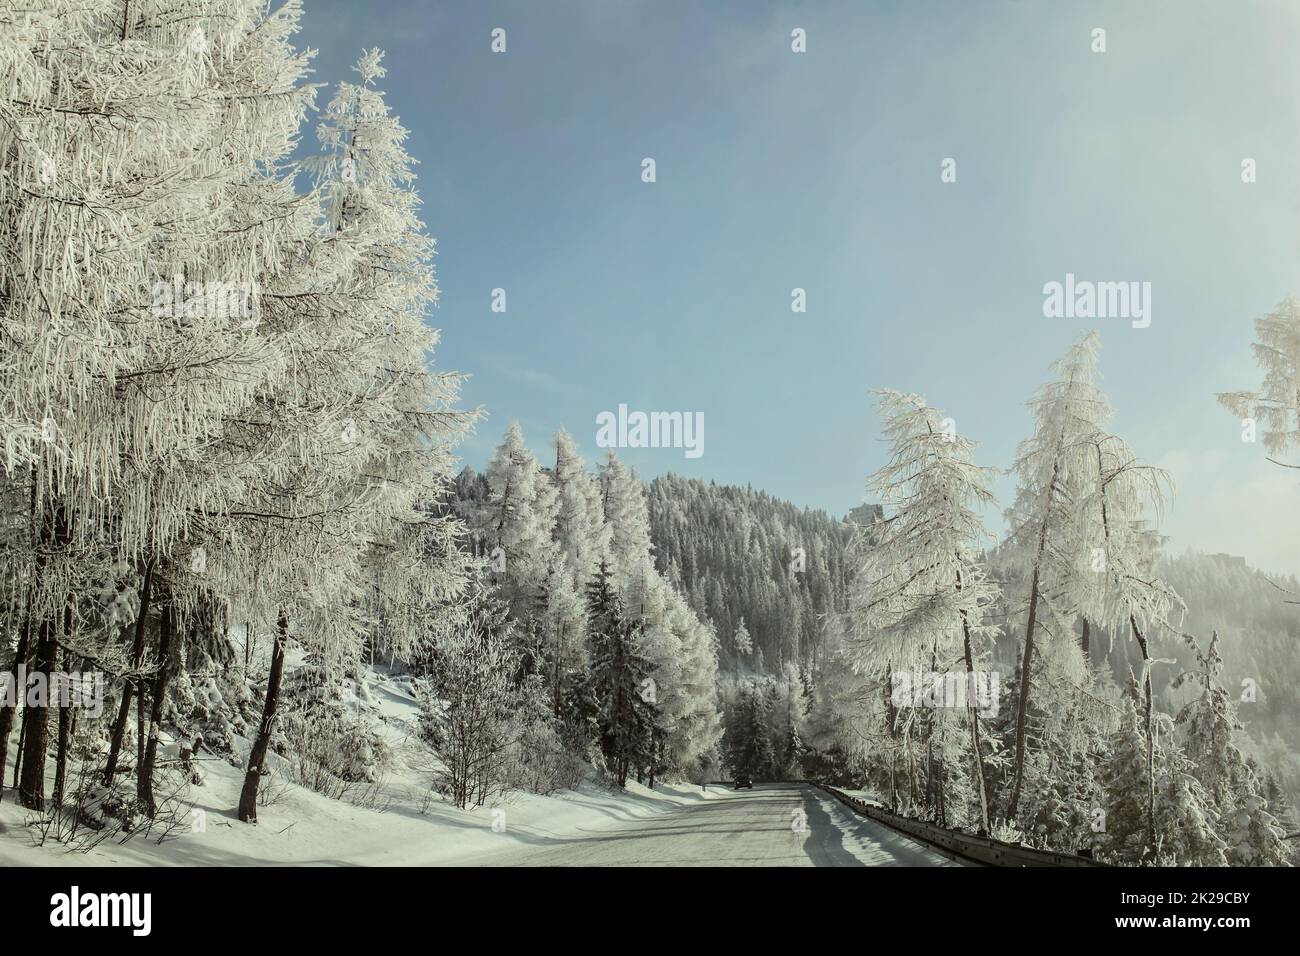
[455,783,967,866]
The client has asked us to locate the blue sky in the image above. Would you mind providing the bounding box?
[296,0,1300,576]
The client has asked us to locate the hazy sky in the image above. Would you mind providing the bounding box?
[295,0,1300,577]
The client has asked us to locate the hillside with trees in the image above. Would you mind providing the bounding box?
[643,475,862,675]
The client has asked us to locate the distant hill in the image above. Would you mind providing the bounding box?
[644,474,859,675]
[984,546,1300,792]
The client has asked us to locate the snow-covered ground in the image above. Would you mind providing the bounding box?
[0,666,720,867]
[0,666,963,867]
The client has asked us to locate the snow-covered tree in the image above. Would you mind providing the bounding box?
[1072,398,1184,846]
[847,389,1001,831]
[1173,631,1290,865]
[226,48,477,822]
[620,563,722,779]
[478,423,559,620]
[778,661,807,778]
[1219,295,1300,459]
[539,557,587,717]
[733,617,753,657]
[1,0,322,811]
[1004,333,1114,820]
[1101,672,1227,865]
[551,429,611,590]
[725,679,777,781]
[584,561,655,788]
[420,589,521,809]
[599,451,653,585]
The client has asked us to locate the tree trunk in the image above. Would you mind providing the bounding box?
[888,750,897,813]
[238,611,287,823]
[12,706,25,790]
[17,614,58,810]
[136,679,147,785]
[53,674,75,808]
[0,469,39,803]
[52,629,74,808]
[139,597,180,817]
[960,607,991,834]
[885,659,897,812]
[18,494,66,810]
[884,660,896,732]
[906,729,917,812]
[925,644,940,819]
[0,613,32,804]
[1007,453,1062,822]
[1006,564,1042,821]
[1130,613,1156,852]
[1093,440,1156,853]
[104,559,154,785]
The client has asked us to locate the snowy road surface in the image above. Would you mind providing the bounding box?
[448,783,966,867]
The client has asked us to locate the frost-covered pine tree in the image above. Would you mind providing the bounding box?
[535,429,609,718]
[1072,390,1184,846]
[726,680,778,781]
[584,561,655,788]
[778,661,807,778]
[1,0,319,810]
[1173,632,1291,865]
[617,561,722,779]
[801,614,872,770]
[1100,677,1156,862]
[733,617,753,657]
[1219,295,1300,460]
[671,603,723,776]
[1103,672,1227,865]
[847,390,1001,831]
[419,586,524,809]
[223,48,476,822]
[551,429,611,590]
[1004,333,1114,820]
[1152,766,1229,867]
[539,557,586,716]
[479,423,559,621]
[599,451,653,585]
[128,0,325,819]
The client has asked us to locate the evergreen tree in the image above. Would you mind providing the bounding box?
[847,389,1000,830]
[733,617,752,657]
[229,49,476,822]
[1005,333,1115,821]
[478,423,559,621]
[1173,632,1290,865]
[585,562,655,788]
[599,451,653,584]
[1219,295,1300,460]
[1102,678,1160,863]
[419,586,522,809]
[552,429,611,591]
